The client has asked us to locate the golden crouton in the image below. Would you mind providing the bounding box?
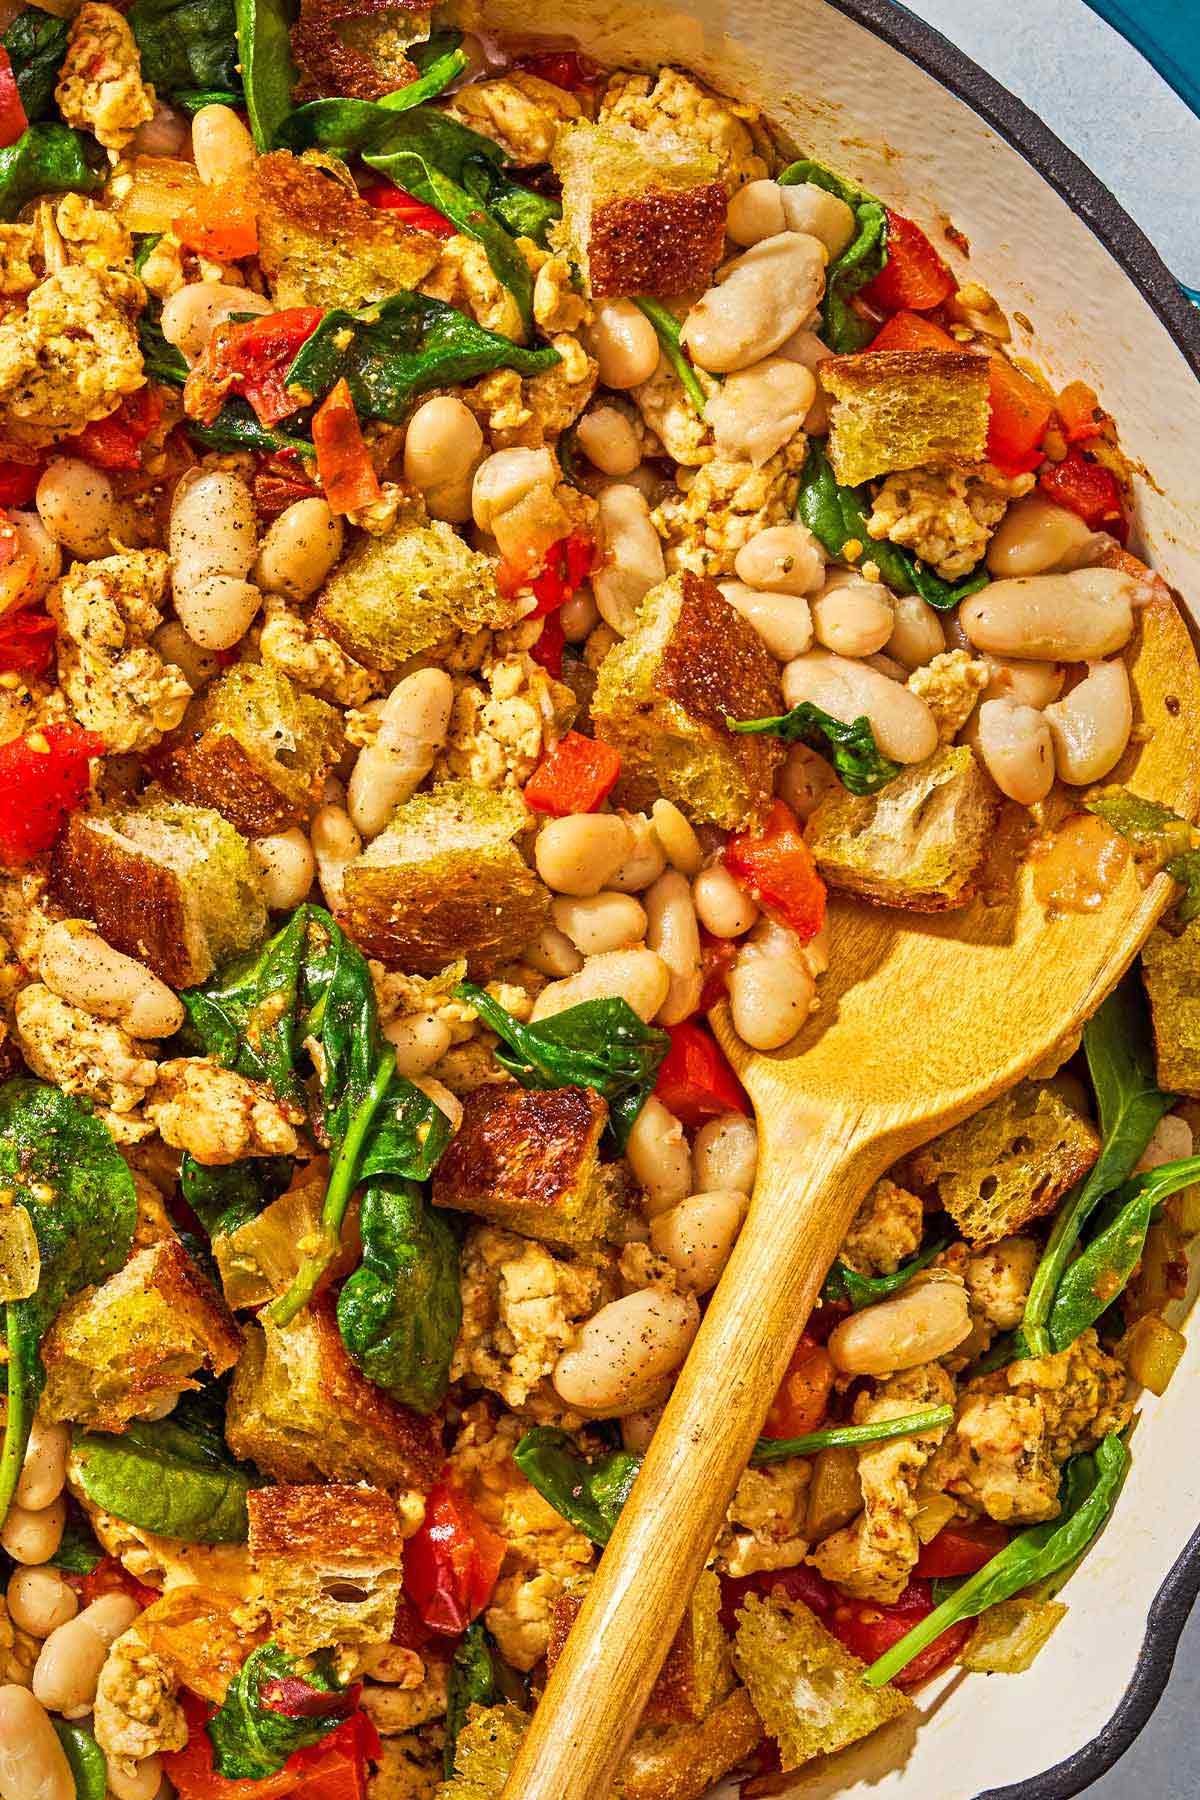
[906,1079,1100,1243]
[731,1591,909,1771]
[52,794,267,989]
[225,1297,442,1491]
[433,1086,613,1251]
[255,153,443,311]
[805,744,996,911]
[546,1571,729,1727]
[247,1483,406,1656]
[1141,918,1200,1097]
[959,1596,1068,1673]
[340,782,549,976]
[553,119,727,299]
[41,1238,241,1433]
[823,349,991,487]
[155,664,344,837]
[316,519,519,674]
[591,571,784,829]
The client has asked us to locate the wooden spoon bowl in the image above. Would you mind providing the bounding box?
[502,589,1200,1800]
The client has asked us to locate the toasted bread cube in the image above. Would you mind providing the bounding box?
[546,1570,728,1726]
[41,1238,241,1433]
[959,1596,1068,1673]
[906,1079,1100,1244]
[805,744,996,911]
[316,519,519,674]
[823,349,991,487]
[1142,919,1200,1097]
[248,1483,406,1655]
[156,664,344,837]
[433,1086,613,1251]
[436,1704,526,1799]
[341,782,549,976]
[591,571,784,829]
[52,794,267,989]
[732,1591,909,1771]
[256,152,443,311]
[226,1297,442,1491]
[552,118,727,299]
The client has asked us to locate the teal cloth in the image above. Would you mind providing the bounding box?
[1084,1,1199,118]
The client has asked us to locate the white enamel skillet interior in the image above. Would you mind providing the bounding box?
[447,0,1200,1791]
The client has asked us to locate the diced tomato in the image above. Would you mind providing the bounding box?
[515,49,600,91]
[0,609,55,678]
[1055,379,1105,444]
[254,456,322,518]
[63,386,164,472]
[166,1695,378,1800]
[1039,447,1127,538]
[868,309,955,353]
[654,1019,749,1126]
[358,182,457,238]
[760,1331,834,1440]
[724,801,826,943]
[0,47,27,149]
[0,460,41,507]
[259,1677,361,1721]
[529,607,565,678]
[389,1594,433,1650]
[78,1555,160,1610]
[497,531,596,616]
[861,211,954,313]
[174,179,258,262]
[719,1564,836,1636]
[523,730,620,816]
[986,356,1054,476]
[0,724,104,867]
[826,1579,973,1689]
[915,1518,1009,1578]
[312,379,382,516]
[195,309,323,429]
[698,926,737,1012]
[403,1477,506,1636]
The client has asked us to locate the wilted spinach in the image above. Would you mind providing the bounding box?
[285,292,560,424]
[188,398,315,457]
[48,1506,103,1575]
[456,984,670,1148]
[235,0,298,153]
[0,124,105,222]
[514,1428,642,1547]
[71,1412,260,1543]
[52,1722,107,1800]
[750,1405,954,1466]
[634,297,708,416]
[1085,788,1200,925]
[0,1081,137,1528]
[727,699,900,796]
[1,11,69,122]
[864,1436,1128,1687]
[444,1624,525,1778]
[127,0,241,103]
[207,1643,355,1778]
[779,158,887,352]
[337,1179,461,1414]
[821,1237,949,1308]
[180,1155,293,1239]
[797,442,989,610]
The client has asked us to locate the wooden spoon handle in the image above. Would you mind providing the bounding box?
[501,1111,887,1800]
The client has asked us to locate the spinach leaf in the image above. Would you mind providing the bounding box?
[778,158,887,352]
[514,1428,641,1547]
[207,1643,353,1779]
[751,1404,954,1466]
[336,1178,461,1414]
[797,441,988,610]
[1085,788,1200,924]
[174,88,243,113]
[127,0,241,101]
[2,11,69,122]
[445,1625,498,1778]
[863,1436,1128,1687]
[456,984,671,1149]
[634,297,708,416]
[285,292,561,425]
[48,1507,103,1575]
[235,0,298,153]
[374,43,468,112]
[0,124,105,222]
[0,1081,137,1528]
[187,398,315,457]
[1019,976,1173,1359]
[71,1413,259,1543]
[727,700,900,797]
[139,311,191,387]
[180,1155,292,1238]
[821,1237,949,1309]
[52,1722,107,1800]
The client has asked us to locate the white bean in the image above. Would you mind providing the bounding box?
[718,581,813,662]
[404,396,484,524]
[252,828,315,911]
[169,469,261,650]
[734,523,824,597]
[33,1595,139,1715]
[311,803,361,910]
[1043,658,1133,785]
[472,448,557,533]
[534,813,633,897]
[348,668,453,839]
[532,948,671,1025]
[681,234,827,374]
[885,593,946,671]
[779,182,857,257]
[693,864,758,938]
[577,407,641,477]
[975,699,1054,805]
[560,589,599,643]
[252,499,342,602]
[552,1289,700,1415]
[153,621,218,690]
[551,892,647,955]
[14,1421,69,1513]
[191,105,256,185]
[1,1497,65,1567]
[1136,1113,1194,1173]
[959,569,1136,662]
[593,484,666,636]
[779,742,838,821]
[981,654,1065,709]
[36,460,119,559]
[608,814,668,893]
[644,870,702,1025]
[160,282,271,363]
[783,649,939,763]
[1,513,61,615]
[828,1275,972,1375]
[810,578,894,657]
[986,494,1099,578]
[728,917,816,1051]
[522,925,584,979]
[39,921,183,1039]
[105,1754,163,1800]
[649,799,703,876]
[0,1686,75,1800]
[6,1567,77,1638]
[777,326,833,430]
[692,1112,758,1195]
[650,1189,749,1293]
[627,1095,692,1215]
[726,178,787,245]
[705,357,815,467]
[383,1011,452,1079]
[585,300,660,389]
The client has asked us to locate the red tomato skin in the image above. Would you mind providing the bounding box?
[724,801,826,943]
[0,724,104,866]
[653,1020,749,1126]
[523,730,621,817]
[868,310,955,353]
[165,1698,376,1800]
[403,1478,506,1636]
[1038,448,1127,538]
[0,609,55,678]
[515,50,599,91]
[719,1564,836,1636]
[312,380,381,515]
[760,1332,834,1440]
[860,212,954,313]
[0,47,27,148]
[358,183,456,237]
[0,460,41,506]
[827,1579,973,1688]
[915,1518,1008,1578]
[985,358,1054,476]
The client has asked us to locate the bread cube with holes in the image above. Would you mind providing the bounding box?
[822,348,991,487]
[247,1482,406,1655]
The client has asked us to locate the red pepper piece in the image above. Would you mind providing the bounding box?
[915,1518,1009,1578]
[724,800,826,943]
[0,609,56,678]
[868,309,956,353]
[0,47,27,149]
[1056,379,1106,444]
[986,356,1054,477]
[403,1477,506,1636]
[64,386,164,471]
[523,730,621,816]
[653,1020,749,1127]
[174,180,258,262]
[529,607,565,678]
[358,182,456,238]
[259,1678,361,1721]
[192,309,323,428]
[860,211,954,313]
[514,49,600,91]
[497,531,597,616]
[1039,447,1128,538]
[0,460,41,507]
[760,1331,835,1440]
[826,1579,974,1688]
[165,1696,378,1800]
[77,1555,160,1610]
[0,724,103,867]
[312,379,381,516]
[719,1563,836,1636]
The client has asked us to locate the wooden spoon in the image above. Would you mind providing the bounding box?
[501,589,1200,1800]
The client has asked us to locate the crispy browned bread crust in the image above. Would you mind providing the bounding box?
[290,0,425,100]
[433,1085,608,1243]
[588,184,728,297]
[153,734,302,837]
[52,815,196,989]
[821,348,987,395]
[248,1483,407,1558]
